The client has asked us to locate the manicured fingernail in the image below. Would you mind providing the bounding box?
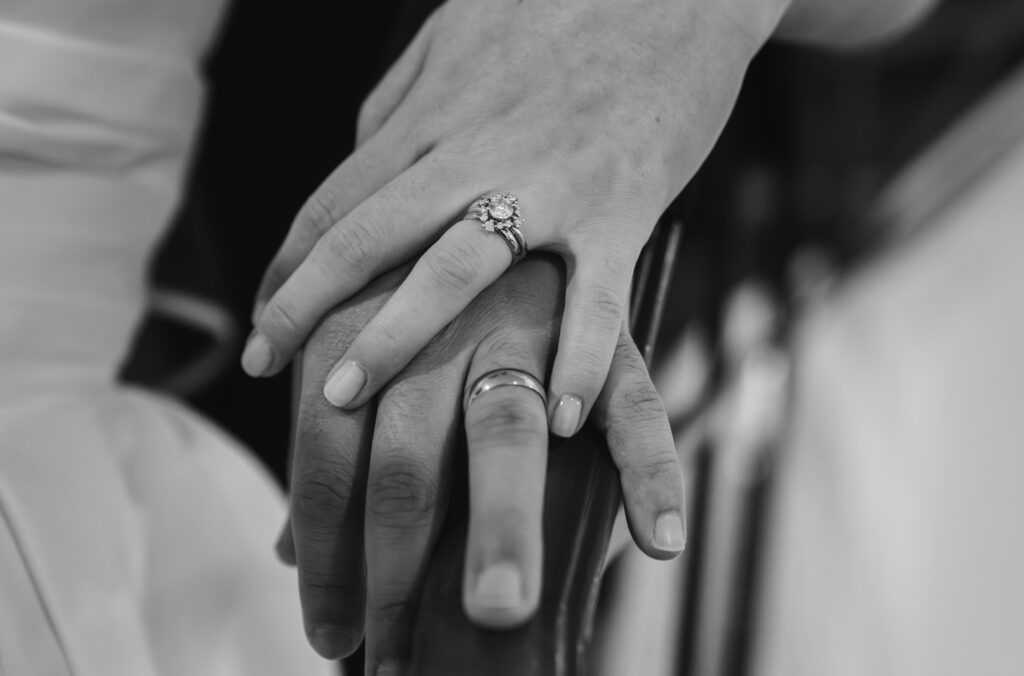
[653,512,686,553]
[241,332,274,376]
[550,394,583,437]
[473,562,523,610]
[309,625,354,659]
[376,660,401,676]
[323,360,367,408]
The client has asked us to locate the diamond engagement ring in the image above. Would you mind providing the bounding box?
[465,193,527,264]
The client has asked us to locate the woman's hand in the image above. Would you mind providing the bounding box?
[277,255,685,669]
[243,0,785,436]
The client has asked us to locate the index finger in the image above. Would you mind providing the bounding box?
[250,114,426,324]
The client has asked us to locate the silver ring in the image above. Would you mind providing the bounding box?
[464,193,527,264]
[463,368,547,413]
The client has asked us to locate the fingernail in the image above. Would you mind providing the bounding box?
[309,625,354,659]
[550,394,583,437]
[473,562,523,610]
[376,659,401,676]
[653,512,686,553]
[241,332,274,376]
[323,360,367,408]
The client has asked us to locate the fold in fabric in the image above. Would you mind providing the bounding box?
[0,2,332,673]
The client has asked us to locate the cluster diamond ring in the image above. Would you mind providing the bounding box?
[464,193,527,264]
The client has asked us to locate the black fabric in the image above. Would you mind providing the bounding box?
[125,1,408,480]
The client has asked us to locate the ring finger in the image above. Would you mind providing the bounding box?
[461,327,554,629]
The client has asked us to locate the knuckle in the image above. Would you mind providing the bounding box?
[579,280,626,328]
[320,217,381,278]
[609,382,670,431]
[425,137,480,174]
[478,331,551,370]
[299,573,362,605]
[299,189,341,239]
[563,339,611,379]
[424,235,485,292]
[368,597,417,625]
[469,396,547,444]
[263,299,303,336]
[621,385,669,421]
[624,451,681,489]
[292,462,356,526]
[363,316,404,357]
[366,458,438,527]
[257,266,288,305]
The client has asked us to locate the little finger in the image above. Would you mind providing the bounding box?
[592,329,686,559]
[547,249,636,438]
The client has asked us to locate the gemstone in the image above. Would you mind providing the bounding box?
[487,195,514,221]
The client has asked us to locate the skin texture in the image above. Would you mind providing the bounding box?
[252,0,939,668]
[278,256,684,671]
[243,0,776,440]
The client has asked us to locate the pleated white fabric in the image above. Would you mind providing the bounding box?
[0,2,331,674]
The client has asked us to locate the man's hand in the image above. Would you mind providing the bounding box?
[277,256,685,672]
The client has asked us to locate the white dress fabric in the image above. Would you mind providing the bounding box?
[753,132,1024,675]
[593,82,1024,676]
[0,2,331,674]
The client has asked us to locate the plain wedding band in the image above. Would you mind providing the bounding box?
[463,368,547,413]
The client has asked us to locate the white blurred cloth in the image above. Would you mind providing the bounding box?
[0,2,330,674]
[754,132,1024,675]
[596,80,1024,676]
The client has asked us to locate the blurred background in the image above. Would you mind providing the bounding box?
[117,1,1024,674]
[123,0,1023,490]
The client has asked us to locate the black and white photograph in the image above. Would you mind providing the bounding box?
[1,0,1021,674]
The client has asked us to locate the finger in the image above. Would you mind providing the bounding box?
[547,248,635,437]
[290,372,374,659]
[244,161,479,378]
[287,273,404,659]
[462,326,554,629]
[275,516,296,566]
[321,219,515,410]
[592,329,686,559]
[363,358,463,674]
[249,119,427,326]
[355,11,436,148]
